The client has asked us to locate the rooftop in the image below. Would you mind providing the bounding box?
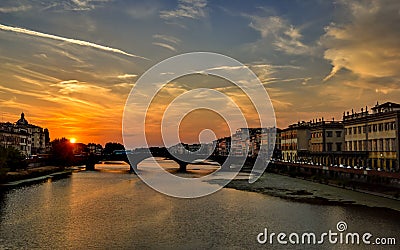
[343,101,400,121]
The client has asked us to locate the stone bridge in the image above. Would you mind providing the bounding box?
[85,148,262,173]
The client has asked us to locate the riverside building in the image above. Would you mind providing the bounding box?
[280,122,311,162]
[297,119,345,166]
[343,102,399,171]
[0,113,49,157]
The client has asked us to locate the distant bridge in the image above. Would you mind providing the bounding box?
[84,148,260,173]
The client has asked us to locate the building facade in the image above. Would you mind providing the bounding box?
[230,128,271,158]
[295,119,345,165]
[260,127,279,160]
[281,122,310,162]
[0,113,49,157]
[0,122,31,156]
[343,102,400,171]
[215,137,231,156]
[230,128,250,157]
[309,120,344,153]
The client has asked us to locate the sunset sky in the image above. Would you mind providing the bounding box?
[0,0,399,146]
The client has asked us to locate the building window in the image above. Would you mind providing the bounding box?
[327,143,333,151]
[362,126,366,133]
[390,139,395,151]
[353,141,357,151]
[358,141,363,151]
[358,126,362,134]
[336,131,342,137]
[348,128,352,135]
[336,143,342,152]
[353,127,357,134]
[368,125,372,133]
[384,139,390,151]
[378,123,383,131]
[327,131,333,137]
[384,123,389,131]
[373,124,377,132]
[378,139,383,151]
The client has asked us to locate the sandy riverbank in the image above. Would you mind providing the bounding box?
[224,172,400,212]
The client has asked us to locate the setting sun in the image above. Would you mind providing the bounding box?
[70,138,77,143]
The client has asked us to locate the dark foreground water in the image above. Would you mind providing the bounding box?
[0,159,399,249]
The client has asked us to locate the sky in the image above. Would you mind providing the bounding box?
[0,0,399,146]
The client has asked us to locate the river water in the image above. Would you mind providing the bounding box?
[0,159,399,249]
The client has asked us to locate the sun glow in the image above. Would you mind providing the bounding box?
[70,138,77,143]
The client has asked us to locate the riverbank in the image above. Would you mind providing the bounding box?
[0,166,73,188]
[225,172,400,212]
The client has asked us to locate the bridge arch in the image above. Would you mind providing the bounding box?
[86,150,251,173]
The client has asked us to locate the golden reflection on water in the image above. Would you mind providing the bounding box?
[1,158,399,249]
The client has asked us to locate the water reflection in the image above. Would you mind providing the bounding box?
[0,159,398,249]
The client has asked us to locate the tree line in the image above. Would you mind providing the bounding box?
[0,138,125,177]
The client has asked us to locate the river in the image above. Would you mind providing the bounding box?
[0,159,399,249]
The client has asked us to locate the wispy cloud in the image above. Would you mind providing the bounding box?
[152,42,177,52]
[160,0,207,20]
[126,2,161,19]
[42,0,112,12]
[152,34,180,52]
[153,34,181,45]
[51,79,111,96]
[48,47,85,64]
[0,5,31,13]
[113,83,134,89]
[117,74,137,80]
[0,23,149,60]
[246,14,310,55]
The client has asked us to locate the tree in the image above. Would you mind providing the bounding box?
[103,142,125,155]
[50,138,74,166]
[0,146,26,171]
